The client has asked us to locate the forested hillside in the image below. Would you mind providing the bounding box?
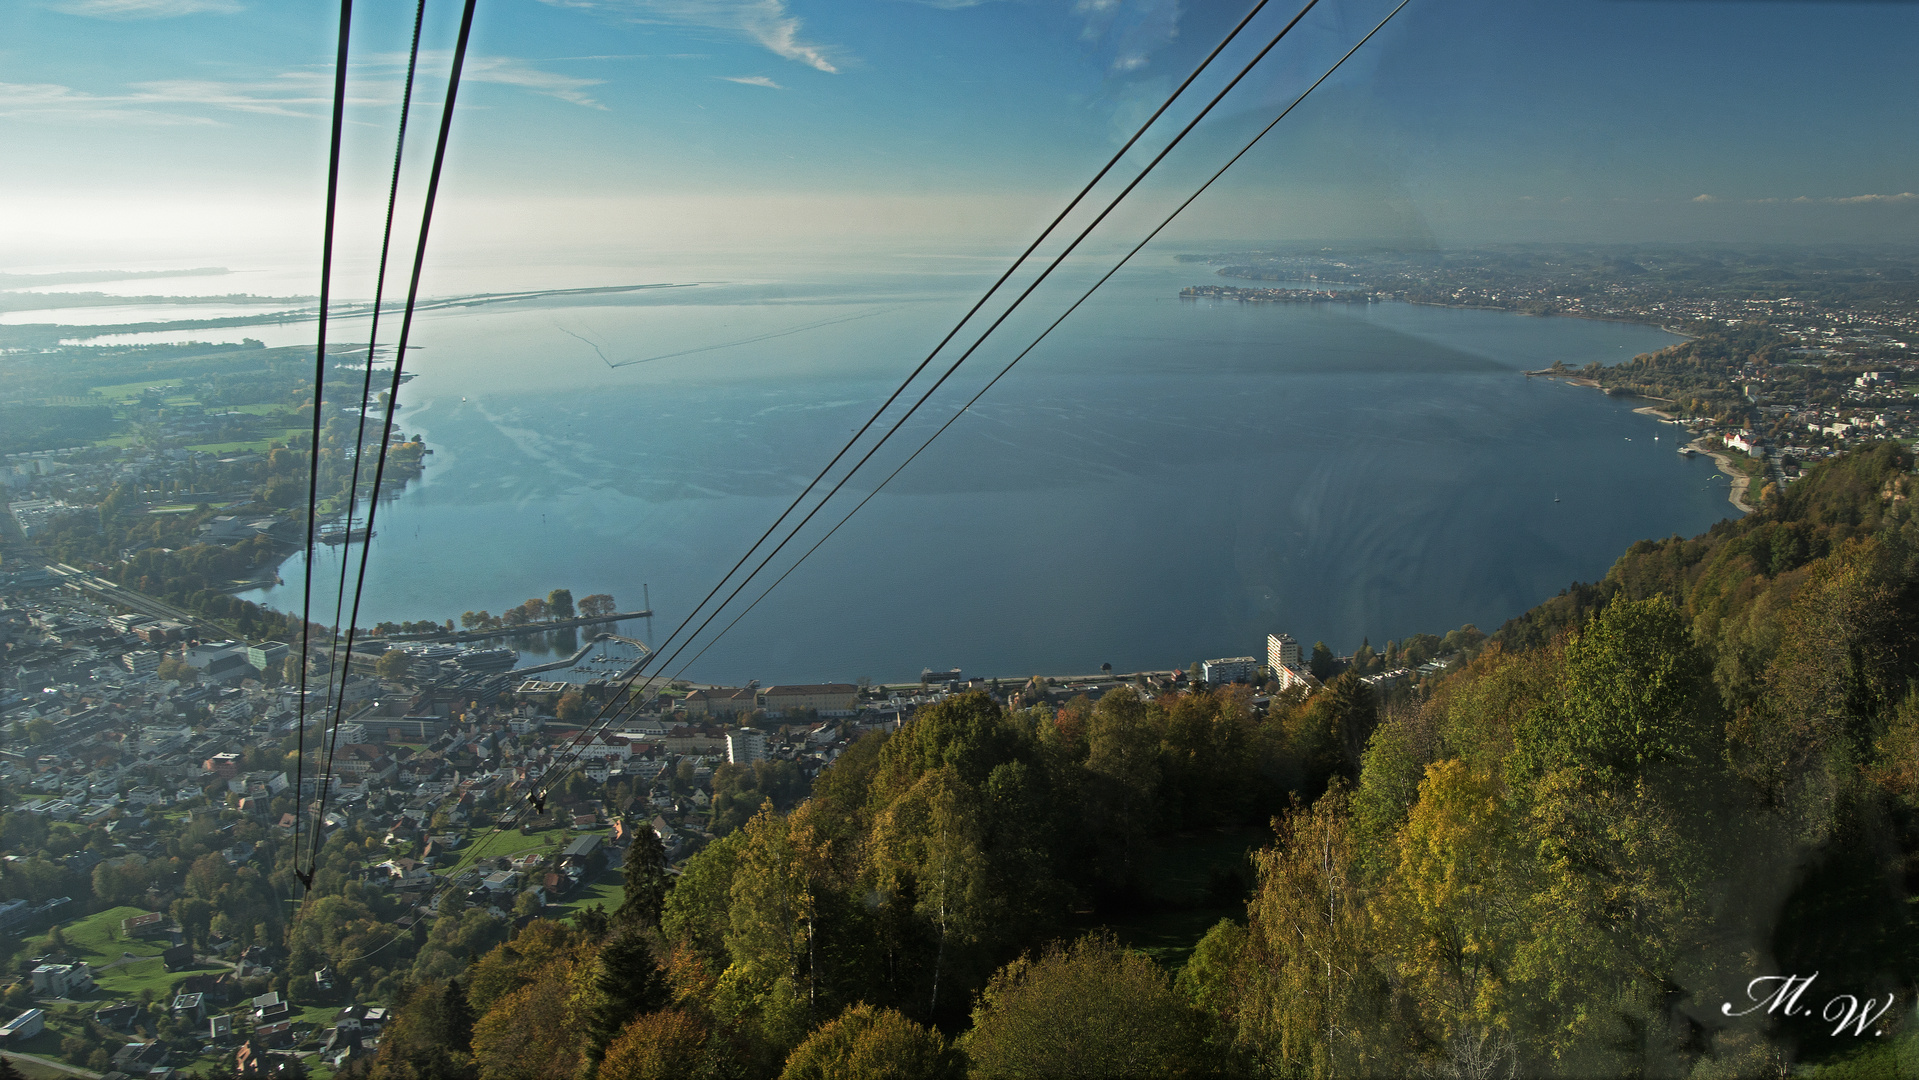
[353,443,1919,1080]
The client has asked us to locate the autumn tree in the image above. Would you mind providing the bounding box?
[1374,760,1523,1079]
[376,650,413,681]
[369,978,477,1080]
[963,933,1207,1079]
[1231,784,1396,1078]
[599,1009,707,1080]
[779,1002,955,1080]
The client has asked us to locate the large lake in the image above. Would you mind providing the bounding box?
[247,257,1730,685]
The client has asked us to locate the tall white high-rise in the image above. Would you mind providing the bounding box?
[726,727,768,765]
[1267,633,1302,674]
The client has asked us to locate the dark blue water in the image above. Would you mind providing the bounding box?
[260,260,1728,684]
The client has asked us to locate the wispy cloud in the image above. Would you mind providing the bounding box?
[0,77,338,123]
[720,75,782,88]
[3,56,613,126]
[466,57,608,108]
[0,81,221,124]
[46,0,240,17]
[1692,193,1717,203]
[130,74,348,117]
[1742,193,1919,205]
[1075,0,1180,76]
[1831,192,1918,204]
[541,0,843,73]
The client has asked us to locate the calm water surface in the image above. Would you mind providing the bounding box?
[254,259,1729,684]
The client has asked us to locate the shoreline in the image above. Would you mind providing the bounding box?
[1689,438,1755,514]
[1524,372,1748,514]
[1404,299,1695,340]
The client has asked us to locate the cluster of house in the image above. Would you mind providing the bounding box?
[0,972,383,1077]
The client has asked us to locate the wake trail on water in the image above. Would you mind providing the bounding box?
[557,305,898,369]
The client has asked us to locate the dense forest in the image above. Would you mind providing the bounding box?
[345,443,1919,1080]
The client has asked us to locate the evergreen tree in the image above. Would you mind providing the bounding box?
[1309,640,1337,681]
[616,822,670,929]
[590,931,670,1061]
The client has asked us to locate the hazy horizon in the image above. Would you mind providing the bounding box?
[3,0,1916,291]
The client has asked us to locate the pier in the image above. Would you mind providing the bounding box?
[605,634,653,681]
[380,610,652,645]
[513,633,652,679]
[513,640,600,676]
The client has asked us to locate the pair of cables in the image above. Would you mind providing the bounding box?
[293,0,481,897]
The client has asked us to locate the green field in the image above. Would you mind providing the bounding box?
[185,434,299,454]
[557,867,625,920]
[61,905,171,961]
[87,380,196,403]
[54,904,213,1000]
[436,829,568,879]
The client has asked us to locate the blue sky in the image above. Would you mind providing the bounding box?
[1,0,1916,270]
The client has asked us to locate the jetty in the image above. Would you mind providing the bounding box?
[379,610,652,645]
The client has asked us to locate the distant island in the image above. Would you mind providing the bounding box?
[1179,283,1376,304]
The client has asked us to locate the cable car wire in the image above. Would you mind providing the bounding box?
[306,0,482,880]
[311,0,430,835]
[628,0,1419,703]
[532,0,1331,805]
[328,0,1410,954]
[528,0,1290,792]
[292,0,355,894]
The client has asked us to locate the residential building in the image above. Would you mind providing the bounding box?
[575,734,632,763]
[1201,656,1258,684]
[726,727,768,765]
[123,911,169,938]
[183,641,251,683]
[30,961,93,997]
[211,688,252,724]
[759,683,859,717]
[1271,663,1320,694]
[1266,633,1301,673]
[112,1042,169,1073]
[122,649,163,676]
[681,687,758,718]
[367,716,446,742]
[332,745,397,782]
[0,1008,45,1041]
[1362,669,1413,696]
